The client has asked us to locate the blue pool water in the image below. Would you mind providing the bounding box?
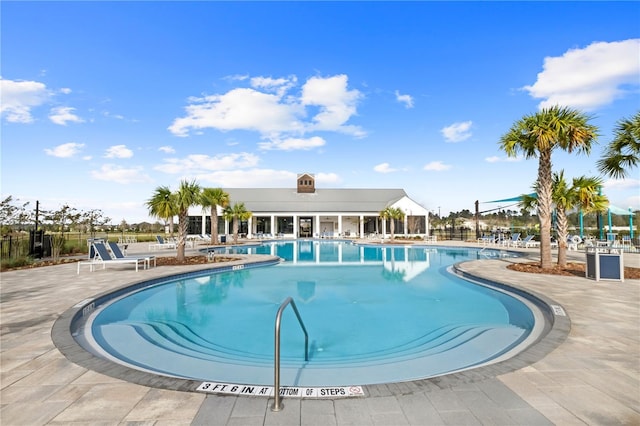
[86,241,538,386]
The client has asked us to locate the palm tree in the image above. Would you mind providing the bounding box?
[552,172,607,267]
[174,180,202,261]
[224,202,252,243]
[379,206,405,240]
[499,106,598,269]
[200,188,230,245]
[146,186,177,235]
[520,173,607,267]
[597,112,640,179]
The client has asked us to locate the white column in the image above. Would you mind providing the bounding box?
[293,214,298,238]
[338,214,343,236]
[247,217,253,239]
[359,215,364,238]
[425,214,429,237]
[404,215,408,236]
[315,215,321,238]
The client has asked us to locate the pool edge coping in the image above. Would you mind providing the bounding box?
[51,250,570,398]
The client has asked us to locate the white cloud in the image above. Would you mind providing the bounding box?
[155,152,260,174]
[441,121,473,142]
[0,78,50,123]
[193,169,342,188]
[258,136,326,151]
[485,155,523,163]
[603,177,640,191]
[195,169,297,187]
[423,161,452,171]
[49,106,84,125]
[374,162,397,173]
[314,172,341,184]
[169,74,364,139]
[301,74,364,136]
[59,88,72,94]
[104,145,133,159]
[395,90,414,108]
[91,164,152,184]
[523,39,640,110]
[44,142,85,158]
[250,75,297,96]
[159,146,176,154]
[168,87,305,137]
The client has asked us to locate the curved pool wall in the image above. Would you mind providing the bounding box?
[52,244,570,395]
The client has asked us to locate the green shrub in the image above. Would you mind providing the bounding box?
[0,256,34,271]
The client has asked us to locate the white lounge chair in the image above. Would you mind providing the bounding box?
[108,241,155,269]
[514,234,538,248]
[502,233,521,247]
[78,242,146,274]
[477,235,496,245]
[149,235,176,250]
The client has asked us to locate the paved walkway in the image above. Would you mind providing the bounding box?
[1,242,638,425]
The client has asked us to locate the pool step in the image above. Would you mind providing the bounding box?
[93,319,527,385]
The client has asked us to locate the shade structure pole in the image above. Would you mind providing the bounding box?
[579,210,584,238]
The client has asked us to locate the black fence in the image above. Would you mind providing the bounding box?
[430,227,475,241]
[1,232,53,260]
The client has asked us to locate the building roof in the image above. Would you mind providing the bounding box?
[223,188,408,213]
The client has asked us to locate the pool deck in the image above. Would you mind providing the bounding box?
[1,241,638,425]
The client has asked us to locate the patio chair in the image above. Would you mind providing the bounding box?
[149,235,177,250]
[477,235,496,245]
[502,233,521,247]
[77,242,146,274]
[567,235,582,251]
[107,241,155,269]
[515,234,538,248]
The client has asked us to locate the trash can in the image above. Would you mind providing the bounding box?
[585,247,624,282]
[220,235,226,244]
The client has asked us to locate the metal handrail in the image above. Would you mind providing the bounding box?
[271,297,308,412]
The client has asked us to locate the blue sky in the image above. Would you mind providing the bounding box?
[2,1,639,224]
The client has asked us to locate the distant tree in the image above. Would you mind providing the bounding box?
[146,186,178,235]
[597,112,640,179]
[174,180,202,261]
[224,202,252,244]
[200,188,230,245]
[551,172,607,267]
[520,173,607,267]
[0,196,32,234]
[499,106,598,269]
[147,180,201,261]
[379,207,405,240]
[41,204,81,260]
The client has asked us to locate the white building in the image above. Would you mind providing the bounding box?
[187,173,430,239]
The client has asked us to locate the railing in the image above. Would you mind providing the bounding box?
[272,297,308,412]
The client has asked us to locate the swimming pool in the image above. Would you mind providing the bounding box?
[77,241,543,387]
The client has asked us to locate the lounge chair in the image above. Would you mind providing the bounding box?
[515,234,539,248]
[107,241,156,269]
[77,242,146,274]
[567,235,582,251]
[149,235,176,250]
[477,235,495,245]
[502,233,521,247]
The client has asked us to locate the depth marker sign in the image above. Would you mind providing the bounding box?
[197,382,365,398]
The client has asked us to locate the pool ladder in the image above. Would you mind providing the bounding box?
[272,297,309,412]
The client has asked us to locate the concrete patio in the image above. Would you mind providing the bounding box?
[1,242,638,425]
